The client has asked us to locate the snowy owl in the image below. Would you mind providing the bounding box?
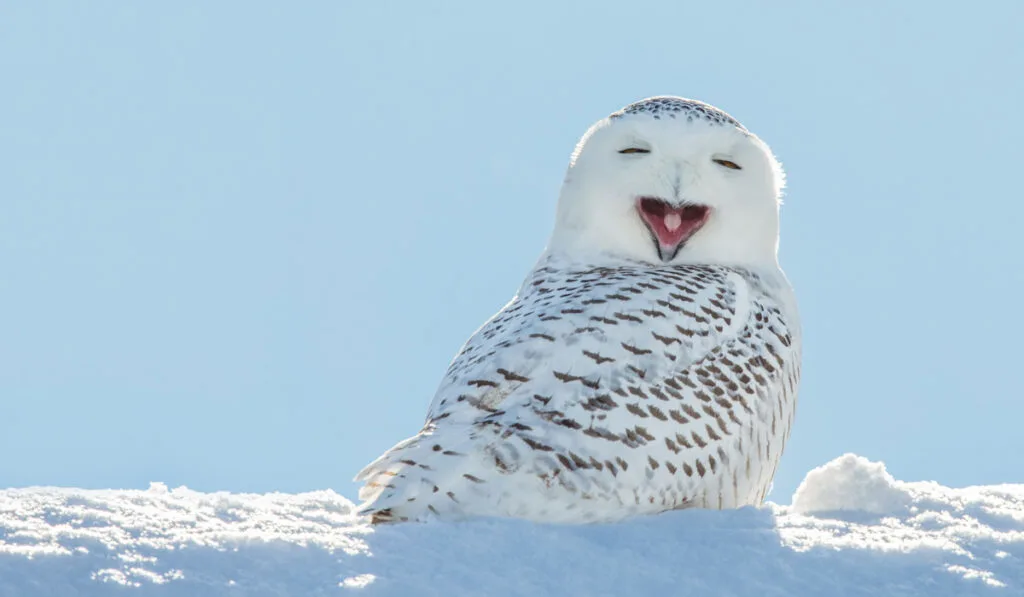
[356,96,800,524]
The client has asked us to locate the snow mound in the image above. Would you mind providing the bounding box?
[791,453,913,515]
[1,455,1023,596]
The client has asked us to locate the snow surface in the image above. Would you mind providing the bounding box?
[1,454,1022,597]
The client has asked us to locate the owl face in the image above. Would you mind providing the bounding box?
[550,97,785,268]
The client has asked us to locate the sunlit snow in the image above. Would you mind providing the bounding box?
[1,454,1021,596]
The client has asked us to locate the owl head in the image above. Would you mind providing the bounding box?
[549,97,786,268]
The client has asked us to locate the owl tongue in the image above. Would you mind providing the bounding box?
[637,198,710,249]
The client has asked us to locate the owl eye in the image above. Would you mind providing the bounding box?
[713,158,742,170]
[618,147,650,154]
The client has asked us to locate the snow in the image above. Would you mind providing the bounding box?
[791,453,913,515]
[1,454,1022,596]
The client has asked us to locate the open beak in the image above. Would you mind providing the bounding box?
[636,197,710,262]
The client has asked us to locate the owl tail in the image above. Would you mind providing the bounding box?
[353,427,497,524]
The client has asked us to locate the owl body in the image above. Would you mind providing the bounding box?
[357,256,799,523]
[356,97,801,523]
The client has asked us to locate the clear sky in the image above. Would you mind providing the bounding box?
[2,2,1022,504]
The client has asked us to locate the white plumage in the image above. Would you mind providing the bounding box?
[356,96,801,523]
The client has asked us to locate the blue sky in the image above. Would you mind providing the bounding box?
[2,2,1022,503]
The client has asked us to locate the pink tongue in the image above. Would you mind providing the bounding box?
[644,207,692,247]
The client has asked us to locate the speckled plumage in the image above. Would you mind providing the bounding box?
[611,96,746,130]
[356,96,800,523]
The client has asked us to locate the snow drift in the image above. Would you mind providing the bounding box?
[1,454,1021,596]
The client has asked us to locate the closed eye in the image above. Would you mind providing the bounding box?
[618,147,650,154]
[713,158,742,170]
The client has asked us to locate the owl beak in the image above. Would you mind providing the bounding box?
[636,197,710,262]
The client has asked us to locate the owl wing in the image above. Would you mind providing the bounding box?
[355,263,799,521]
